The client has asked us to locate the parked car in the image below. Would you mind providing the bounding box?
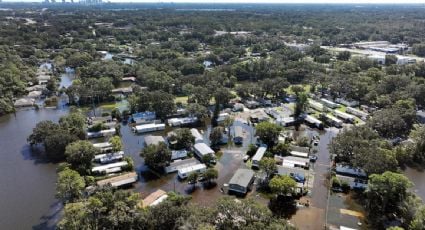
[309,155,318,162]
[243,155,250,162]
[290,173,305,183]
[313,140,319,146]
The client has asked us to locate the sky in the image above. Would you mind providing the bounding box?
[3,0,425,3]
[106,0,425,3]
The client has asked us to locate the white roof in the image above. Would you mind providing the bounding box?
[290,151,309,158]
[252,146,267,162]
[194,143,214,156]
[93,142,112,149]
[178,163,206,174]
[191,128,204,143]
[305,115,322,124]
[334,110,355,120]
[134,123,165,130]
[283,156,309,167]
[92,161,128,173]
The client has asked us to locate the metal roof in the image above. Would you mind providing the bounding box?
[229,169,255,188]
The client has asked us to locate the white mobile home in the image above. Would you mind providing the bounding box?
[167,117,198,127]
[308,99,324,111]
[132,123,165,134]
[193,143,215,159]
[305,115,323,129]
[87,128,116,139]
[323,114,343,128]
[216,113,230,123]
[94,151,125,164]
[178,163,207,179]
[346,107,369,121]
[333,110,355,123]
[320,98,340,109]
[93,142,113,153]
[190,128,204,143]
[92,161,128,174]
[282,156,310,169]
[252,146,267,168]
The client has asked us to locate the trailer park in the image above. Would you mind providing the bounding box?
[76,89,375,229]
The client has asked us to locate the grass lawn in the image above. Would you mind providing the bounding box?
[174,96,188,105]
[285,84,311,95]
[336,105,347,112]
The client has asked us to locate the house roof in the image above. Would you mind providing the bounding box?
[142,189,167,208]
[229,169,255,188]
[144,135,166,146]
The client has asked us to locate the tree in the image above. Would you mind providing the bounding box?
[412,43,425,57]
[172,128,195,150]
[186,103,209,120]
[385,55,398,66]
[56,167,85,203]
[209,127,223,147]
[214,197,293,230]
[255,122,282,147]
[407,125,425,164]
[45,130,79,161]
[366,171,413,225]
[140,142,171,172]
[187,172,199,189]
[368,108,408,138]
[57,202,87,230]
[269,175,297,196]
[410,205,425,230]
[294,92,308,118]
[27,120,61,145]
[337,51,351,61]
[329,126,380,164]
[204,168,218,185]
[110,136,123,152]
[65,140,99,175]
[259,157,277,182]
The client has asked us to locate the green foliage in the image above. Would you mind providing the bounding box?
[65,140,99,175]
[247,144,258,157]
[140,142,171,171]
[260,157,277,181]
[110,136,123,152]
[413,43,425,57]
[337,51,351,61]
[186,103,209,119]
[366,171,413,225]
[209,126,223,147]
[255,122,282,147]
[135,90,176,120]
[204,168,218,184]
[272,142,290,156]
[169,128,195,150]
[269,175,297,196]
[56,167,85,203]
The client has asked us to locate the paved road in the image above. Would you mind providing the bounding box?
[310,128,340,215]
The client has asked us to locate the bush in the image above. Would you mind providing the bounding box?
[331,176,341,188]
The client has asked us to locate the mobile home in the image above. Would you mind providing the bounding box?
[333,110,355,123]
[228,169,255,195]
[320,98,340,109]
[190,128,204,143]
[304,115,323,129]
[92,161,128,174]
[178,163,207,179]
[252,146,267,169]
[94,151,125,164]
[346,107,369,121]
[323,114,343,128]
[93,142,113,153]
[132,123,165,134]
[308,99,324,111]
[193,143,215,160]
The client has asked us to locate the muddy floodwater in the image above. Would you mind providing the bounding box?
[0,109,69,229]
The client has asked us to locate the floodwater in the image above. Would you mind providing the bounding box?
[0,109,69,229]
[59,67,75,88]
[404,167,425,201]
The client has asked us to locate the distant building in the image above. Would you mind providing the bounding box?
[228,168,255,194]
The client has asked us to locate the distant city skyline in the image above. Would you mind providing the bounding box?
[2,0,425,3]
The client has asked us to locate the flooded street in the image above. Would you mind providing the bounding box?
[404,167,425,201]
